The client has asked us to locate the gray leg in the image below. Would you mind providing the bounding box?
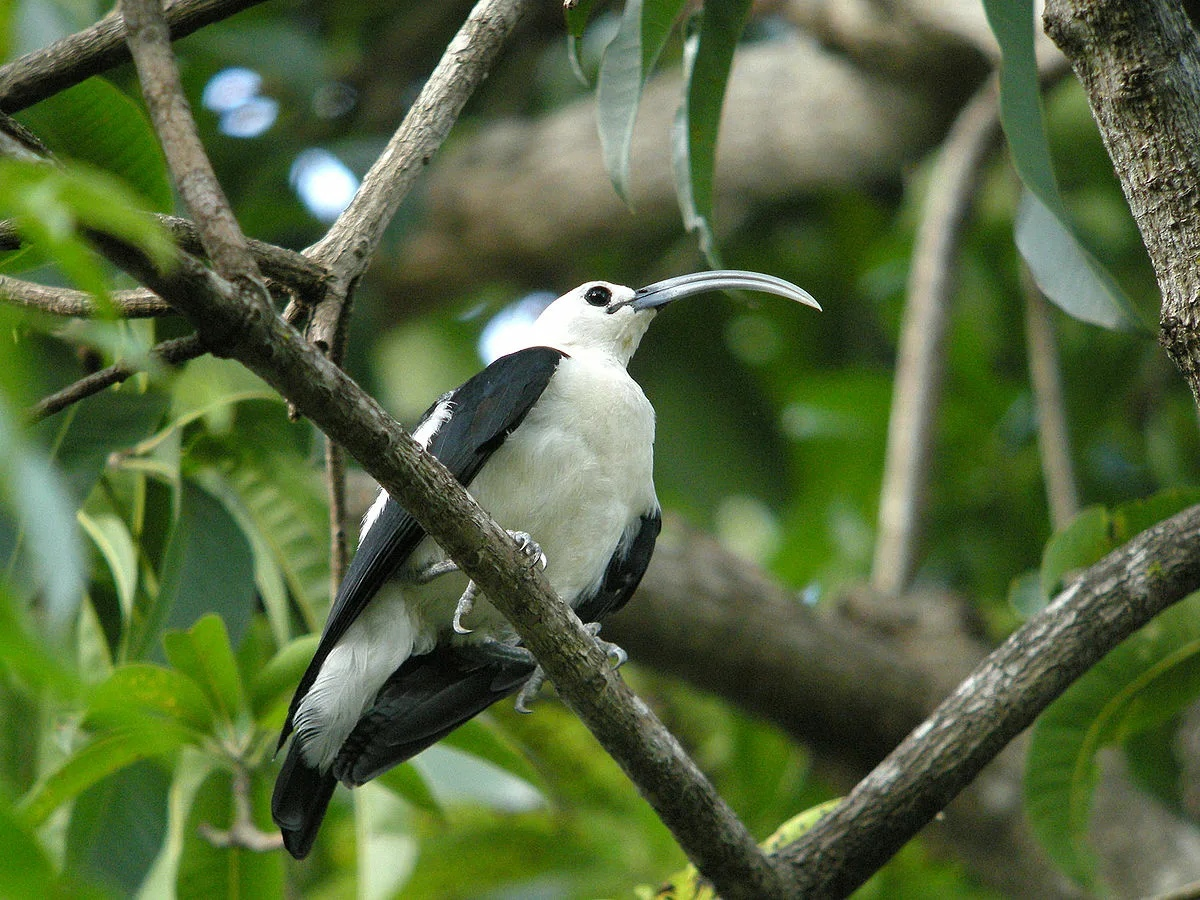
[513,622,627,714]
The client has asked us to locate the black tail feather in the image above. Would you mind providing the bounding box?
[272,742,337,860]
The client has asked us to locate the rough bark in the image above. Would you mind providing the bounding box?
[1043,0,1200,402]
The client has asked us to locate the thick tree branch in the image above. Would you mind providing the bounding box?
[0,0,267,114]
[871,79,1000,595]
[1043,1,1200,402]
[775,503,1200,896]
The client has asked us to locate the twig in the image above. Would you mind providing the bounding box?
[29,333,205,421]
[198,764,284,852]
[871,78,1001,595]
[0,0,267,114]
[776,502,1200,896]
[121,0,263,295]
[1022,266,1080,529]
[0,275,172,317]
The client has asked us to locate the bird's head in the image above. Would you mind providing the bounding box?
[530,270,821,366]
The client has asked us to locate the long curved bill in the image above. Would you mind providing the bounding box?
[622,270,821,313]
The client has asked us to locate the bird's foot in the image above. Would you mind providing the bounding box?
[514,622,627,714]
[452,531,547,635]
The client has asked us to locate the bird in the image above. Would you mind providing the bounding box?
[271,270,820,858]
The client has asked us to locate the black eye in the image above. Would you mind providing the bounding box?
[584,285,611,307]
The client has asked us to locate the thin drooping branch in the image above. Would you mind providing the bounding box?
[1043,1,1200,403]
[97,230,790,898]
[776,502,1200,896]
[871,79,1000,595]
[122,0,263,294]
[0,275,172,317]
[1022,266,1080,529]
[29,333,205,422]
[0,0,267,114]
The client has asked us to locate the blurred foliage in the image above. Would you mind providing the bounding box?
[1,0,1198,897]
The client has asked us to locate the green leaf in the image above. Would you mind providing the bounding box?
[1038,505,1111,602]
[439,716,544,791]
[375,762,443,819]
[194,453,329,643]
[249,633,318,724]
[78,511,139,619]
[671,0,751,263]
[564,0,599,84]
[1007,569,1044,618]
[162,615,246,727]
[0,159,175,305]
[0,397,85,633]
[982,0,1145,332]
[65,759,172,897]
[1025,593,1200,888]
[22,725,185,827]
[87,663,215,735]
[0,802,55,898]
[137,747,217,900]
[596,0,688,202]
[1014,190,1144,331]
[16,77,173,213]
[1122,717,1184,814]
[139,480,255,657]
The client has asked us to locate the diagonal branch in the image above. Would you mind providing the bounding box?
[121,0,262,293]
[293,0,535,351]
[0,0,267,114]
[776,502,1200,896]
[29,333,205,422]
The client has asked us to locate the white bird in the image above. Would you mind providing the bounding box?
[271,270,820,858]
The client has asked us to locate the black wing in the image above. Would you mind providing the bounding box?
[332,643,536,787]
[574,510,661,624]
[278,346,567,745]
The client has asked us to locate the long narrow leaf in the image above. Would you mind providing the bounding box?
[982,0,1145,332]
[596,0,687,202]
[672,0,751,263]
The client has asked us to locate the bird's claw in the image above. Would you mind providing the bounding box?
[452,532,545,635]
[512,623,627,714]
[509,531,548,571]
[584,621,627,668]
[452,582,479,634]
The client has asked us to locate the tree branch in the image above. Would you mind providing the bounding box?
[871,79,1000,595]
[122,0,263,294]
[1022,266,1080,529]
[775,503,1200,896]
[0,275,172,317]
[1043,0,1200,403]
[0,0,267,114]
[293,0,535,354]
[29,333,205,422]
